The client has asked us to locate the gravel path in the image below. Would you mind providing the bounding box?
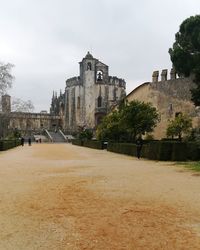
[0,143,200,249]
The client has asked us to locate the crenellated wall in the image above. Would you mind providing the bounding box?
[127,69,200,139]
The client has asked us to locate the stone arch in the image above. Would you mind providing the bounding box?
[97,70,103,81]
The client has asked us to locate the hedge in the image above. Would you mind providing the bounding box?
[108,142,137,156]
[72,139,83,146]
[72,139,103,149]
[0,139,21,151]
[108,141,199,161]
[72,139,200,161]
[83,140,103,149]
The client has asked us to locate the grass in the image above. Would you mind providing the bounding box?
[176,161,200,172]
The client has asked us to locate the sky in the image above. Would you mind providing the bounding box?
[0,0,199,112]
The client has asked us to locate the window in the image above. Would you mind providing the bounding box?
[87,62,92,70]
[97,96,102,107]
[96,71,103,81]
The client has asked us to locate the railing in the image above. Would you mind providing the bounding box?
[58,129,68,142]
[44,129,53,142]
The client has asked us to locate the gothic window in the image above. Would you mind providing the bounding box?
[97,96,102,107]
[96,70,103,81]
[87,62,92,70]
[77,96,80,109]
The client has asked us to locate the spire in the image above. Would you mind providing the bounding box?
[85,51,93,59]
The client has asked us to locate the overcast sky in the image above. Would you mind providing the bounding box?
[0,0,199,112]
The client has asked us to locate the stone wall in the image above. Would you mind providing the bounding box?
[4,112,60,136]
[126,70,200,139]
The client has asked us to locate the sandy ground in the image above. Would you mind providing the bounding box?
[1,144,200,249]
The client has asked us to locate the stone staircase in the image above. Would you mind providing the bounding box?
[47,130,66,143]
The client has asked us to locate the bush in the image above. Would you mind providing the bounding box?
[107,141,194,161]
[171,142,187,161]
[0,139,20,151]
[83,140,103,149]
[108,142,137,157]
[72,139,83,146]
[187,142,200,160]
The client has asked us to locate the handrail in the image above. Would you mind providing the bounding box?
[44,129,53,142]
[58,129,68,141]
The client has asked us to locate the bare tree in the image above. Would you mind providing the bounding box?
[0,62,14,96]
[11,98,35,113]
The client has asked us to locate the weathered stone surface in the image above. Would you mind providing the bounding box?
[127,70,200,139]
[51,52,126,133]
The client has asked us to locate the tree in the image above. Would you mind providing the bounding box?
[96,111,125,141]
[0,62,14,96]
[120,101,159,141]
[169,15,200,105]
[79,129,93,140]
[97,100,159,142]
[11,98,34,113]
[166,114,192,141]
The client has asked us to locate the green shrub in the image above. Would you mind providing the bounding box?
[171,142,187,161]
[187,142,200,160]
[158,141,173,161]
[107,142,137,157]
[72,139,83,146]
[83,140,103,149]
[0,139,20,151]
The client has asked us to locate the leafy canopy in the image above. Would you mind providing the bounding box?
[97,100,159,142]
[169,15,200,105]
[166,113,192,141]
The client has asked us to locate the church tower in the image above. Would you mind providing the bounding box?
[79,52,97,127]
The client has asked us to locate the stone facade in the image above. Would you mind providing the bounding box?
[51,52,126,133]
[0,95,61,138]
[126,69,200,139]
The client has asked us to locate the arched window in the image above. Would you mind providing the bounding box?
[97,70,103,81]
[87,62,92,70]
[97,96,102,107]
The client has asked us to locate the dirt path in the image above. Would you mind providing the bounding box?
[0,144,200,249]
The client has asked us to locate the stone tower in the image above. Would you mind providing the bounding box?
[79,52,109,127]
[55,52,126,133]
[2,94,11,113]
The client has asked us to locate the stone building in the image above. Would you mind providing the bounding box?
[126,69,200,139]
[51,52,126,133]
[0,52,126,138]
[0,95,60,138]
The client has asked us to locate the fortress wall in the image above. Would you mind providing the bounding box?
[126,70,200,139]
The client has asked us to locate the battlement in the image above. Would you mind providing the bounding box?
[152,68,177,83]
[109,76,126,88]
[66,76,80,88]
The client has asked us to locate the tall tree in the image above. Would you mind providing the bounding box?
[169,15,200,106]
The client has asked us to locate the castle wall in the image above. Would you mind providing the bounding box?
[126,71,200,139]
[4,112,60,135]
